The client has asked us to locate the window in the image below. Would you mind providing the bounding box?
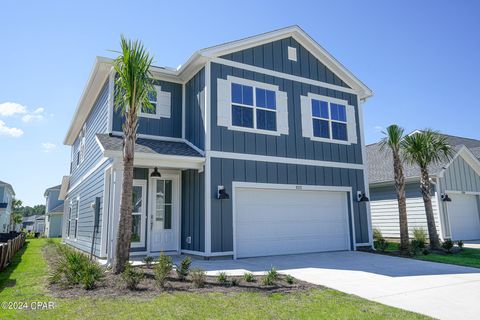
[67,204,72,238]
[231,83,277,131]
[74,199,80,239]
[155,180,173,230]
[288,46,297,62]
[311,99,348,141]
[139,86,171,119]
[141,90,157,115]
[131,184,144,245]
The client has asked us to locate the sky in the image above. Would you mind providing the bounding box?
[0,0,479,206]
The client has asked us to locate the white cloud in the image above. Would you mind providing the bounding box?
[0,120,23,137]
[22,107,45,123]
[0,102,27,116]
[33,107,44,114]
[373,125,384,133]
[41,142,56,152]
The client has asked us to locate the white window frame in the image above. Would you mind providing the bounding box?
[131,179,147,248]
[303,93,353,145]
[74,197,80,240]
[287,46,297,62]
[139,85,171,120]
[79,124,86,164]
[312,100,348,142]
[229,78,281,136]
[67,201,72,238]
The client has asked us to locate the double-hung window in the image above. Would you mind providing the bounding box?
[67,204,72,238]
[141,89,157,116]
[139,85,171,119]
[231,83,277,132]
[74,198,80,239]
[311,99,348,141]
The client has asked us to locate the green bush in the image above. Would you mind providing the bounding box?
[143,256,154,268]
[442,239,454,252]
[230,278,239,286]
[154,253,172,288]
[373,228,383,241]
[243,272,255,282]
[412,227,427,248]
[176,256,192,281]
[49,244,104,290]
[190,268,206,288]
[374,238,389,252]
[410,239,424,256]
[262,267,279,286]
[456,240,464,249]
[217,271,228,285]
[121,263,143,290]
[285,274,294,284]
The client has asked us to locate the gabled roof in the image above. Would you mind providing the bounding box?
[367,133,480,185]
[48,203,64,214]
[64,26,372,146]
[44,184,61,197]
[0,180,15,196]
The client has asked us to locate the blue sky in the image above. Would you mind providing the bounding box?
[1,0,479,205]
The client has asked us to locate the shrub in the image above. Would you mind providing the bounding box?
[190,268,206,288]
[217,271,228,285]
[121,263,143,290]
[262,267,279,286]
[230,278,239,286]
[374,238,389,252]
[412,227,427,248]
[243,272,255,282]
[285,274,294,284]
[373,228,383,241]
[143,256,154,268]
[176,256,192,281]
[442,239,454,253]
[410,239,424,256]
[154,253,173,288]
[49,244,104,290]
[456,240,464,249]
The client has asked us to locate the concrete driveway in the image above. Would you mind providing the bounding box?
[185,251,480,320]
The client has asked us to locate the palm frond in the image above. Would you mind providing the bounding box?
[379,124,404,153]
[401,129,454,168]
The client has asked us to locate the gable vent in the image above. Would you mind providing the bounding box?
[287,46,297,62]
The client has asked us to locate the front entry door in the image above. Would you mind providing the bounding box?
[150,178,177,252]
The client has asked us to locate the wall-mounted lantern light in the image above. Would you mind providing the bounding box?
[441,193,452,202]
[357,191,370,202]
[217,185,230,200]
[150,167,161,178]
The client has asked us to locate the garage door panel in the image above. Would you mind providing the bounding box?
[448,194,480,240]
[235,187,350,258]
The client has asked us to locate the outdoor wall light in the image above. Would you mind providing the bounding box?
[357,191,370,202]
[441,194,452,202]
[150,167,161,178]
[217,185,230,200]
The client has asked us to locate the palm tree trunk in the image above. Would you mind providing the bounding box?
[420,167,440,249]
[113,113,137,274]
[393,153,409,254]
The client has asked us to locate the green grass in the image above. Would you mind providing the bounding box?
[383,242,480,269]
[0,239,429,320]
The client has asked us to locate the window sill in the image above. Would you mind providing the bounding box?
[227,125,282,136]
[309,136,352,145]
[139,113,162,120]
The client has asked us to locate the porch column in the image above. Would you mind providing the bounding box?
[107,165,123,265]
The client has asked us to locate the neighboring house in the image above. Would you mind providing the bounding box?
[44,185,64,237]
[368,132,480,241]
[22,215,45,233]
[0,180,15,233]
[59,26,373,261]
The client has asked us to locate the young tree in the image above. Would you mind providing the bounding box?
[112,36,154,274]
[380,125,409,254]
[402,130,454,249]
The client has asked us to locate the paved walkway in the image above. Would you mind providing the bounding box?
[464,240,480,249]
[182,251,480,320]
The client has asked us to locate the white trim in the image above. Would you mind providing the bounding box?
[181,82,186,139]
[207,150,364,170]
[100,165,113,256]
[205,62,211,151]
[181,249,234,257]
[107,68,114,133]
[445,190,480,196]
[212,57,358,95]
[204,156,212,254]
[104,151,204,171]
[231,182,356,259]
[131,179,147,248]
[59,176,70,200]
[67,157,110,194]
[74,197,80,240]
[435,177,447,240]
[183,139,205,157]
[438,146,480,178]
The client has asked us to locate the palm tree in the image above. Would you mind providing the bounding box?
[402,130,454,249]
[112,36,154,274]
[380,125,409,254]
[10,198,23,231]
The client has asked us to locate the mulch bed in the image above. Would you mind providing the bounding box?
[42,244,320,299]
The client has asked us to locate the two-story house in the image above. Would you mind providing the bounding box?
[44,185,64,238]
[59,26,373,261]
[0,180,15,233]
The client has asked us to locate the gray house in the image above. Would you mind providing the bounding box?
[44,185,64,237]
[59,26,373,261]
[0,180,15,233]
[368,133,480,241]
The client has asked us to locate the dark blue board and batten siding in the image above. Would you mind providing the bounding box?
[181,169,205,252]
[209,158,369,252]
[185,68,206,151]
[112,79,182,138]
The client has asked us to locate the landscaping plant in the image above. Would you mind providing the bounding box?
[457,240,464,250]
[262,267,279,286]
[176,256,192,281]
[442,239,454,253]
[286,274,295,284]
[230,278,239,286]
[243,272,255,282]
[412,227,427,249]
[217,271,228,285]
[154,253,173,288]
[143,256,154,268]
[190,268,206,288]
[121,263,143,290]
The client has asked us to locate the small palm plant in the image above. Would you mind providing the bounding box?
[402,130,454,249]
[112,36,154,274]
[380,125,409,254]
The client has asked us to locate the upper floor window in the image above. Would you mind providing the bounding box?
[79,124,86,164]
[139,85,171,119]
[300,93,357,145]
[217,76,289,136]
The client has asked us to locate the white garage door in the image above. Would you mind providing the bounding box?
[234,187,351,258]
[448,193,480,240]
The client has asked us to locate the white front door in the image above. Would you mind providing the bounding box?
[150,177,178,252]
[131,180,147,248]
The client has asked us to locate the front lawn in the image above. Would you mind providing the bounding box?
[0,239,429,319]
[383,242,480,269]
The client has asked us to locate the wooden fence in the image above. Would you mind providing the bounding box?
[0,233,26,271]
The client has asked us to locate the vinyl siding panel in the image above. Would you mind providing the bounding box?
[181,169,205,252]
[112,79,182,138]
[46,190,62,213]
[185,68,205,150]
[370,183,441,238]
[47,214,63,238]
[210,62,362,164]
[210,158,369,252]
[70,81,109,186]
[0,186,4,203]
